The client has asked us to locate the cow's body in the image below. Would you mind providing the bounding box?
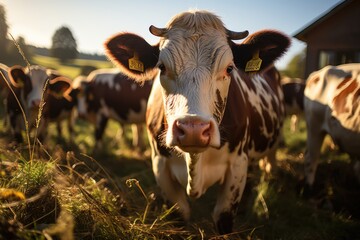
[104,10,289,233]
[0,63,10,96]
[304,63,360,186]
[38,76,78,141]
[78,68,152,149]
[6,65,72,142]
[281,77,305,132]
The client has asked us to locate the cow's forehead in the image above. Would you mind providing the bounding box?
[165,10,227,35]
[28,66,48,84]
[159,31,232,76]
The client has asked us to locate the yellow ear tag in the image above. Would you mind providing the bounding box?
[128,53,144,73]
[245,50,262,72]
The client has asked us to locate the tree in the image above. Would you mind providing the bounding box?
[282,49,306,79]
[0,4,9,62]
[7,36,33,64]
[51,26,78,63]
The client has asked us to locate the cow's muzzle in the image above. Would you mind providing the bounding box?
[168,116,220,153]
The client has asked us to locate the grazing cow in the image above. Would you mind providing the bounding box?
[104,10,290,233]
[281,77,305,132]
[77,68,152,150]
[6,65,71,143]
[304,63,360,187]
[37,76,78,141]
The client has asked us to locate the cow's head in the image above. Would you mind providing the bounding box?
[71,75,89,118]
[105,10,289,153]
[9,65,49,109]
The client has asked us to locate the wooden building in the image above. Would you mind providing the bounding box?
[294,0,360,77]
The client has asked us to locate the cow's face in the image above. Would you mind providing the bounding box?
[104,10,290,154]
[9,65,49,110]
[72,76,89,118]
[152,17,241,153]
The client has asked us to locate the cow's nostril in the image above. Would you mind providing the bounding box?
[31,100,41,108]
[202,124,211,137]
[175,121,186,136]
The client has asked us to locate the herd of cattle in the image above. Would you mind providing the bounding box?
[0,10,359,234]
[0,63,152,149]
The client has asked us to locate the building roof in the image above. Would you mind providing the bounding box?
[293,0,353,42]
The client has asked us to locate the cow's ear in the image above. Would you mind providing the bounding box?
[232,30,290,72]
[48,77,72,101]
[9,65,28,88]
[104,33,160,82]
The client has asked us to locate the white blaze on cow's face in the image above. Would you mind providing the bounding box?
[155,15,234,153]
[27,66,49,109]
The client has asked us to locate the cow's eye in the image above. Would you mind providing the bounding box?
[226,66,234,75]
[158,63,166,73]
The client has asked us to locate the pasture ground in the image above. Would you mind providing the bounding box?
[0,56,359,239]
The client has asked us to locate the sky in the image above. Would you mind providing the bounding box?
[1,0,342,69]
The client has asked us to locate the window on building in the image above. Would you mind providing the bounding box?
[319,50,360,68]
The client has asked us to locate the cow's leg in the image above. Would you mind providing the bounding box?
[9,114,23,143]
[153,156,190,221]
[150,139,190,221]
[132,124,144,150]
[290,114,298,132]
[213,155,248,234]
[95,114,108,149]
[67,114,75,141]
[56,122,62,138]
[304,127,326,186]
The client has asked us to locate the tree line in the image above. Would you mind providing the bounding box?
[0,4,106,66]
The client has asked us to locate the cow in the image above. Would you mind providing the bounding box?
[76,68,153,150]
[37,76,78,141]
[104,10,290,233]
[281,77,305,132]
[6,65,72,143]
[304,63,360,187]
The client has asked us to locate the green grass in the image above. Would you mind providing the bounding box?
[31,54,113,79]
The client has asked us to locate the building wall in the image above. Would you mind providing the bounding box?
[303,0,360,77]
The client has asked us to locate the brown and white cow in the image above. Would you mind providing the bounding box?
[281,77,305,132]
[6,65,71,143]
[37,76,77,141]
[304,63,360,187]
[77,68,153,150]
[104,10,290,233]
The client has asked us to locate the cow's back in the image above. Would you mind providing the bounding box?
[89,70,152,123]
[305,64,360,156]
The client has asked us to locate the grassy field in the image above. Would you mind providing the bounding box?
[32,54,113,79]
[0,56,359,239]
